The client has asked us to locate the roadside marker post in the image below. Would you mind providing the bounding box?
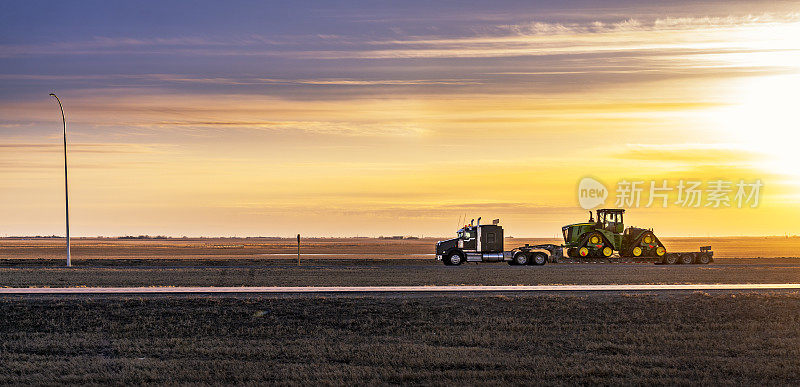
[297,234,300,266]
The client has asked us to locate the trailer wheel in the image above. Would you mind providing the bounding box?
[447,252,464,266]
[531,252,547,266]
[698,254,711,264]
[680,254,694,265]
[665,254,679,265]
[513,252,528,265]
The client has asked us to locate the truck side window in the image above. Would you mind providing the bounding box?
[487,233,495,244]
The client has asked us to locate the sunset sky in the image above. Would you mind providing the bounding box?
[1,1,799,237]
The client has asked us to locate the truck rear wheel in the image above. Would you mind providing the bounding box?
[531,252,547,266]
[513,252,528,265]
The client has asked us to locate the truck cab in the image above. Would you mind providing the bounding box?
[436,223,505,264]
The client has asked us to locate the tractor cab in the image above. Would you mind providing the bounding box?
[597,208,624,234]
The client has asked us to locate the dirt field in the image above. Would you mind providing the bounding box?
[2,258,800,288]
[1,292,799,385]
[1,236,799,261]
[2,238,799,384]
[2,237,799,288]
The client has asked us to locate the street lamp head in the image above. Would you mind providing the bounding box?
[49,93,56,96]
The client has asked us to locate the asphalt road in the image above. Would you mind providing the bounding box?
[2,283,800,294]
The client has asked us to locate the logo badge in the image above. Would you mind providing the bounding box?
[578,177,608,209]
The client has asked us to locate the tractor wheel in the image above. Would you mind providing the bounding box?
[531,252,547,266]
[601,246,613,258]
[680,254,694,264]
[698,254,711,264]
[656,246,666,257]
[588,233,603,245]
[640,232,658,251]
[586,233,606,258]
[665,254,680,265]
[631,246,643,257]
[578,247,590,258]
[513,252,528,265]
[447,252,464,266]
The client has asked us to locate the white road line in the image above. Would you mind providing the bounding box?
[1,284,799,294]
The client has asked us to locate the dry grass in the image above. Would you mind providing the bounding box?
[1,292,799,384]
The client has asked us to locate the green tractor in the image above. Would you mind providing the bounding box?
[561,208,666,259]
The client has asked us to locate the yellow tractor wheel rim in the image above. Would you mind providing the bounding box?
[643,235,652,244]
[632,247,643,257]
[579,247,589,257]
[602,247,613,257]
[590,235,600,244]
[656,246,666,256]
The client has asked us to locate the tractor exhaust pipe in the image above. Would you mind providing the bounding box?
[477,217,481,226]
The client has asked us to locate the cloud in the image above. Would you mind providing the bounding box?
[497,13,800,36]
[612,143,765,164]
[0,143,169,154]
[124,120,427,137]
[3,13,798,61]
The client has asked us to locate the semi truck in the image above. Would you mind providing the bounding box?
[435,211,713,266]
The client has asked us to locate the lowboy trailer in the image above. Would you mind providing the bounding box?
[435,218,713,266]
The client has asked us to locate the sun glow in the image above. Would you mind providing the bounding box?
[701,18,800,180]
[708,73,800,179]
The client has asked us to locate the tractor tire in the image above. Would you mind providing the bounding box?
[680,254,694,265]
[656,246,667,257]
[585,232,607,258]
[531,252,547,266]
[513,252,529,265]
[698,254,711,264]
[601,246,614,258]
[447,252,464,266]
[665,254,680,265]
[578,247,590,259]
[588,233,603,246]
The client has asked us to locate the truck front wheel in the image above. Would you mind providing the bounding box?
[447,252,464,266]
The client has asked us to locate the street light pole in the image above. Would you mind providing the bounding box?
[49,93,70,267]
